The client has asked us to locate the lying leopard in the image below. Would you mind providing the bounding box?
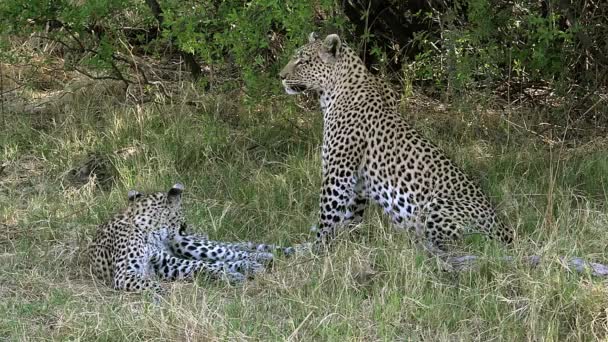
[279,33,514,250]
[88,183,293,293]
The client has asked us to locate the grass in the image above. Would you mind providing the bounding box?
[1,82,607,341]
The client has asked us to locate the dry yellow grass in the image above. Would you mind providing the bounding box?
[1,78,607,341]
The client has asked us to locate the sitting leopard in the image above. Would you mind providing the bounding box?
[88,183,291,293]
[279,33,514,250]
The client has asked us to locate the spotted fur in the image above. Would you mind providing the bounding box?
[279,33,514,250]
[88,184,272,293]
[168,229,295,262]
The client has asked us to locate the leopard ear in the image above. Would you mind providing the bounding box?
[128,190,142,201]
[320,34,341,63]
[167,183,184,200]
[308,32,318,43]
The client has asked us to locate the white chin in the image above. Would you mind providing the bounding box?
[285,87,300,95]
[282,80,302,95]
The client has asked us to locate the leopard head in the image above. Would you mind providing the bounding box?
[126,183,185,233]
[279,33,344,95]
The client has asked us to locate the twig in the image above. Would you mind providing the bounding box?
[502,117,560,146]
[108,59,131,87]
[0,84,25,97]
[33,34,133,86]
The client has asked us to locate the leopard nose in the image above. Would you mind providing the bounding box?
[279,65,289,80]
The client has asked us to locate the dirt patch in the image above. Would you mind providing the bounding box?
[0,155,48,193]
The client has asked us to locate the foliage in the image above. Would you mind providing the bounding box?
[412,0,606,95]
[0,0,337,93]
[2,0,605,100]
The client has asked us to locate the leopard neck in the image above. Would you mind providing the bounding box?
[318,45,373,117]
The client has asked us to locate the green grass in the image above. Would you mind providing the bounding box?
[1,87,607,341]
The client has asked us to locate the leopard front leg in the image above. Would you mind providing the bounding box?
[168,234,275,263]
[113,268,166,294]
[220,240,296,256]
[314,165,359,250]
[113,255,166,294]
[342,178,368,229]
[111,240,167,294]
[310,178,367,244]
[150,250,262,283]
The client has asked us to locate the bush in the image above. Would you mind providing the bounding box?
[1,0,606,121]
[0,0,338,94]
[412,0,606,96]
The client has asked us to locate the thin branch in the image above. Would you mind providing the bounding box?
[0,84,25,97]
[33,33,133,85]
[72,45,133,86]
[108,59,131,87]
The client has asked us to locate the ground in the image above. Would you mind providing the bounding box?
[0,78,607,340]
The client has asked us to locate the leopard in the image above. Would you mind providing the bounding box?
[279,33,514,250]
[88,183,291,293]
